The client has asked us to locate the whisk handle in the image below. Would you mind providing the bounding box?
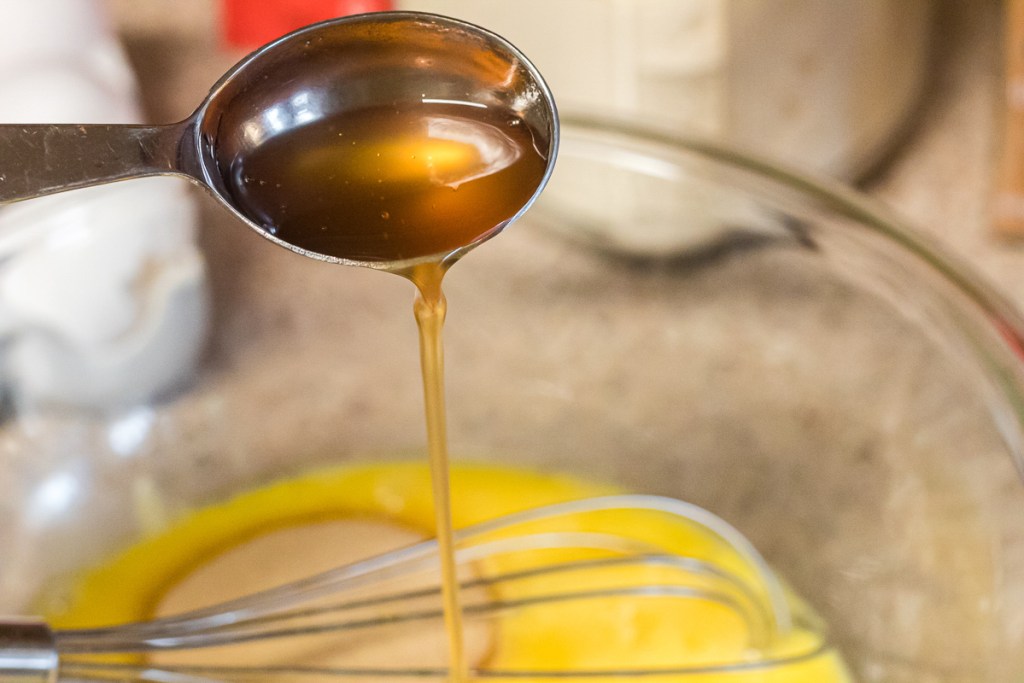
[0,619,56,683]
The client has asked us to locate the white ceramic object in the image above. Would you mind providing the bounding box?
[0,0,208,408]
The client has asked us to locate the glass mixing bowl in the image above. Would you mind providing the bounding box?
[3,113,1024,682]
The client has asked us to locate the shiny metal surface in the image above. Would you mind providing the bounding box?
[0,12,558,269]
[0,620,56,683]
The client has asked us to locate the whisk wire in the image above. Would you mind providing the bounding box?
[10,495,826,680]
[57,495,789,649]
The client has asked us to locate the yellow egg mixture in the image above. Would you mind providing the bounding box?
[42,461,851,681]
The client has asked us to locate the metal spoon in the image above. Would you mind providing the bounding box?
[0,12,559,270]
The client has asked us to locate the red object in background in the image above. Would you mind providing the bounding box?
[223,0,394,48]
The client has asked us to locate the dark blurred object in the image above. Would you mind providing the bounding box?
[221,0,393,48]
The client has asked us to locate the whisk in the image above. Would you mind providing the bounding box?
[1,495,834,682]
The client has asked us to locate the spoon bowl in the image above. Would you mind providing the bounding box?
[0,12,559,269]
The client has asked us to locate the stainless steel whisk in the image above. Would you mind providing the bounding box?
[2,495,827,683]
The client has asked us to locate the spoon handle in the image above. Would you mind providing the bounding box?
[0,120,197,204]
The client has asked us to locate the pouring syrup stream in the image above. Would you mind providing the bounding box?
[228,98,552,680]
